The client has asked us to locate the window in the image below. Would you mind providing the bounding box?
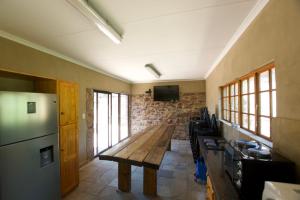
[221,63,276,140]
[230,82,239,124]
[222,85,230,121]
[258,68,276,138]
[120,94,129,140]
[222,82,239,123]
[93,91,129,155]
[241,76,256,132]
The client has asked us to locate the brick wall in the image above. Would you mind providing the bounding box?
[131,92,206,139]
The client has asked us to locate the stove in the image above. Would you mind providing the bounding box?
[224,139,296,200]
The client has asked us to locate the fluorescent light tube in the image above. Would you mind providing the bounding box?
[67,0,122,44]
[145,64,161,78]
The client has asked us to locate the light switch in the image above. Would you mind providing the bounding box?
[82,113,86,119]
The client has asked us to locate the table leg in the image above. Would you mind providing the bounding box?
[143,167,157,196]
[118,162,131,192]
[167,141,171,151]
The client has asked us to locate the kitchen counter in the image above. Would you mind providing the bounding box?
[197,136,239,200]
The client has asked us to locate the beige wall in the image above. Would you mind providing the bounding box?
[131,80,206,95]
[0,37,131,165]
[206,0,300,181]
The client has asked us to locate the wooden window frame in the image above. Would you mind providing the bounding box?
[257,66,276,140]
[229,82,239,124]
[221,81,239,123]
[221,85,230,122]
[240,75,256,134]
[220,62,275,140]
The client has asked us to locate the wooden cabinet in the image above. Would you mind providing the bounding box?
[57,81,79,196]
[206,175,215,200]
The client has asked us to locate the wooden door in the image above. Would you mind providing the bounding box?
[58,81,79,196]
[60,124,78,195]
[59,81,77,125]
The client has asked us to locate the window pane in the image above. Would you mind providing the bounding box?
[249,115,255,131]
[120,95,129,140]
[227,111,230,121]
[235,83,239,95]
[231,112,235,122]
[259,71,269,91]
[224,98,228,110]
[224,110,227,120]
[235,112,239,124]
[234,96,239,111]
[272,68,276,89]
[226,87,229,97]
[260,117,270,138]
[242,80,248,94]
[260,92,270,116]
[242,95,248,113]
[249,77,255,93]
[111,93,119,146]
[230,97,234,111]
[272,91,277,117]
[223,87,227,97]
[97,93,109,152]
[249,94,255,114]
[93,93,97,155]
[231,84,235,96]
[242,114,248,129]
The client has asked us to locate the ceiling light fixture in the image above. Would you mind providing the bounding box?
[67,0,122,44]
[145,64,161,79]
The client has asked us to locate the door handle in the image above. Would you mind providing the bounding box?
[61,112,65,115]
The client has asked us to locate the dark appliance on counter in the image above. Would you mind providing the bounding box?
[0,92,60,200]
[153,85,179,101]
[224,139,296,200]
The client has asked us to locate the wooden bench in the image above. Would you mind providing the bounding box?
[98,124,175,196]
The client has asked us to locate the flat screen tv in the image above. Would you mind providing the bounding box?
[153,85,179,101]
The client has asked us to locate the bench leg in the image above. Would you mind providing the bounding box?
[118,162,131,192]
[143,167,157,196]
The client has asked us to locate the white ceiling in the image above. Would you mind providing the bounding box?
[0,0,260,83]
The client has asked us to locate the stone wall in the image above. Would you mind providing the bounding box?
[131,92,206,139]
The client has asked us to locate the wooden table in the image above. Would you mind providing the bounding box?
[98,124,175,196]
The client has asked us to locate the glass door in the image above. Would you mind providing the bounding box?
[94,92,109,154]
[94,92,129,156]
[111,93,119,146]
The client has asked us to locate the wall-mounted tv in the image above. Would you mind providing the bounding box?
[153,85,179,101]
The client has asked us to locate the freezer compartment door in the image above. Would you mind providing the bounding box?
[0,92,57,146]
[0,134,60,200]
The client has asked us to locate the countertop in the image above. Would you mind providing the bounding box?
[197,136,239,200]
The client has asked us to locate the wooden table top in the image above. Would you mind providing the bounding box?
[98,124,175,169]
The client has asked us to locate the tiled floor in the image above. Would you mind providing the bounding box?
[63,140,206,200]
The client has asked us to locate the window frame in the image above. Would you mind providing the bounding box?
[220,63,275,141]
[256,66,276,140]
[221,81,239,123]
